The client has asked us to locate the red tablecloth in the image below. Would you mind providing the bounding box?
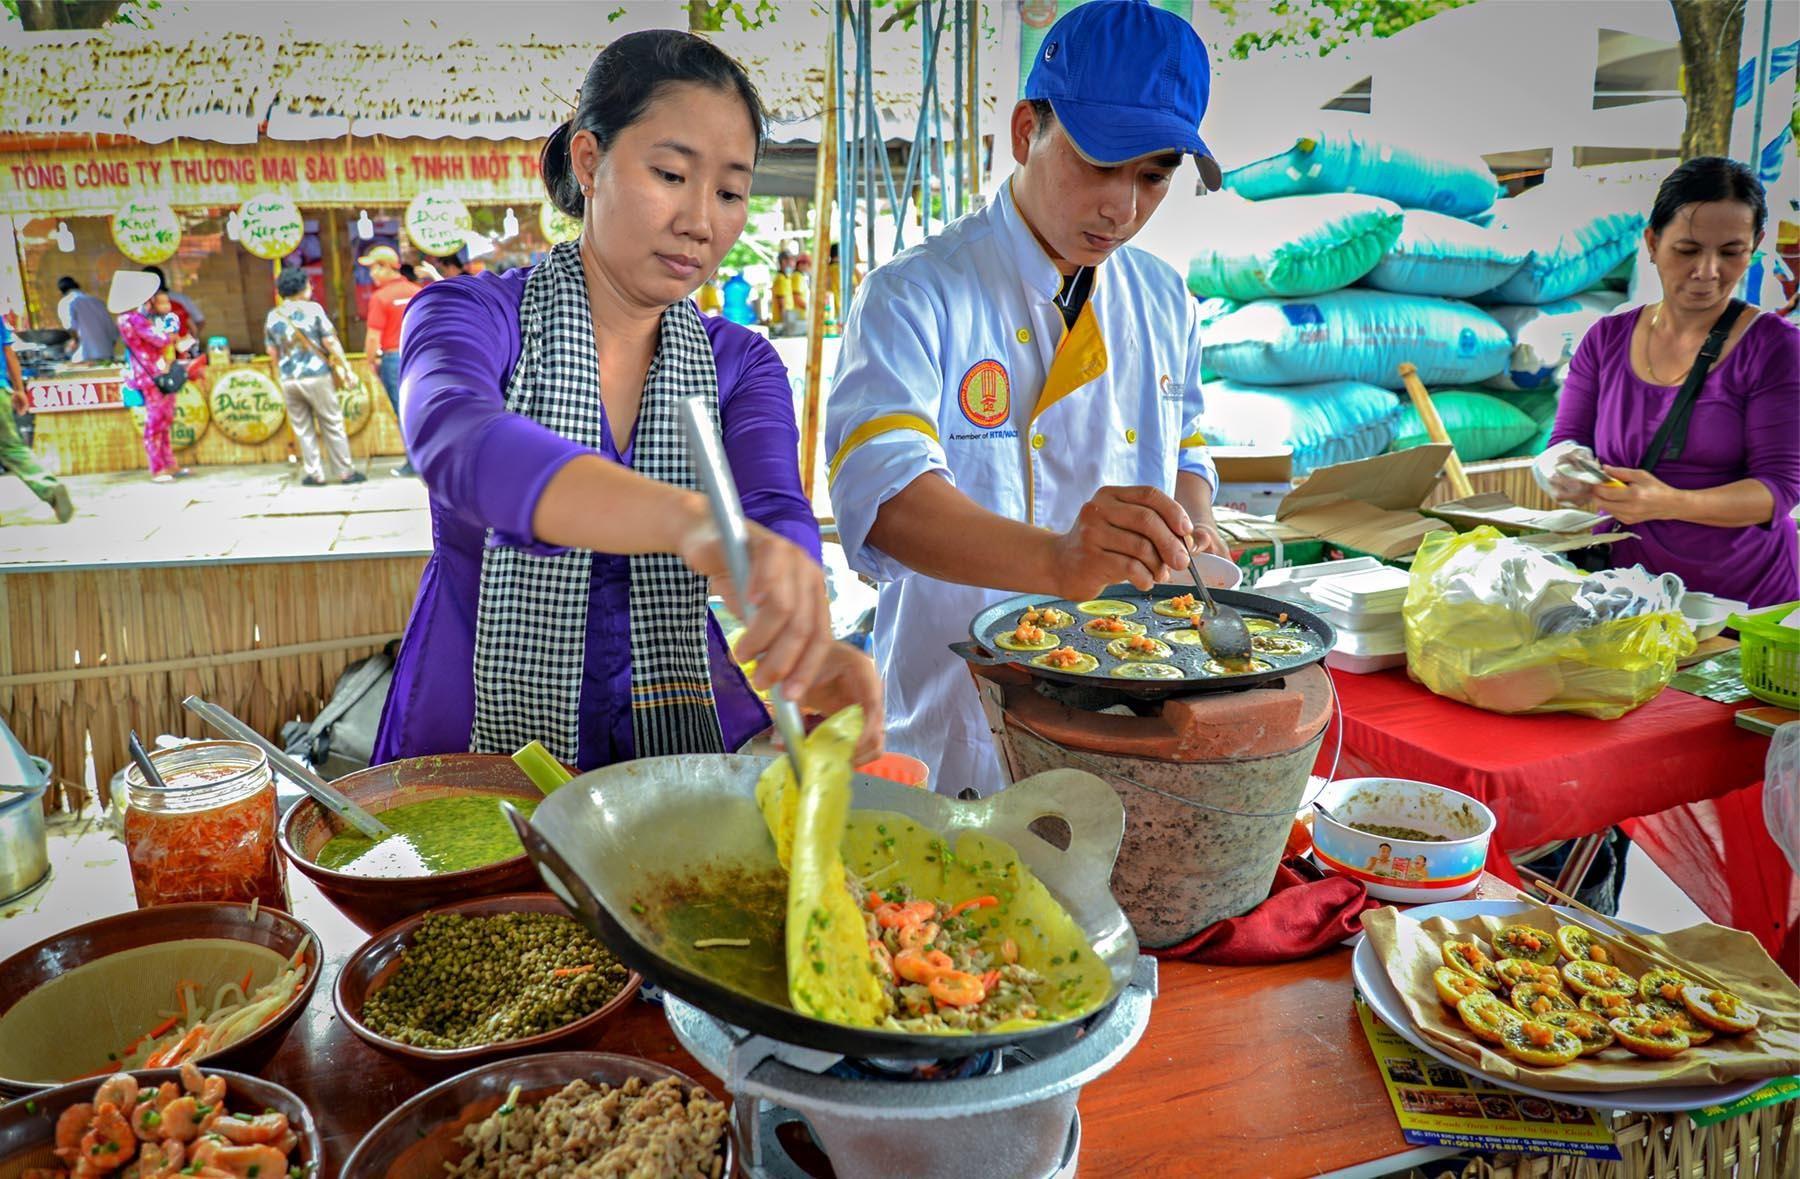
[1624,785,1799,975]
[1318,669,1770,884]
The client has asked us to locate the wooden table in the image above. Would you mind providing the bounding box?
[3,817,1439,1178]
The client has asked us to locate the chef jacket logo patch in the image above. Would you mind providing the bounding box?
[958,359,1011,429]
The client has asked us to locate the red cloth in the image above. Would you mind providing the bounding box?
[1624,783,1800,979]
[1152,856,1381,965]
[1318,669,1768,857]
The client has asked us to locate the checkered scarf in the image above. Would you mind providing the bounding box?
[471,241,725,763]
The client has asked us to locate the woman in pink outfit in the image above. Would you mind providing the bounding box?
[118,289,187,481]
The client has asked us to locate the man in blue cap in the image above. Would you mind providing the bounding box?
[826,0,1227,796]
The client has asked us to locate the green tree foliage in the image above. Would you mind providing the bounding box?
[1206,0,1476,60]
[6,0,159,30]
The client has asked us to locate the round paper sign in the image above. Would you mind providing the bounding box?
[110,198,180,265]
[405,190,473,256]
[129,379,211,451]
[208,367,288,444]
[539,201,582,245]
[338,372,373,437]
[238,192,304,261]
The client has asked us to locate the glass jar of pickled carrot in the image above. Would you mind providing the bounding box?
[122,741,288,910]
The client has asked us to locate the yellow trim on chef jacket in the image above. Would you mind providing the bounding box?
[1024,299,1110,525]
[827,412,942,486]
[1180,433,1208,449]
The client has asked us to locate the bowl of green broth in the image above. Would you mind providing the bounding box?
[280,754,550,931]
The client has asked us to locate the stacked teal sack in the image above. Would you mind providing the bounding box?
[1222,127,1501,218]
[1389,390,1541,462]
[1186,193,1404,300]
[1361,210,1528,298]
[1201,290,1511,389]
[1193,379,1404,476]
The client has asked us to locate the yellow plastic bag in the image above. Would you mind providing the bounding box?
[1403,527,1695,719]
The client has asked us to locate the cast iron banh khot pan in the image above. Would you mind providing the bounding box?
[953,582,1337,700]
[508,756,1138,1061]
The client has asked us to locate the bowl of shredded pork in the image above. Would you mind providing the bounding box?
[341,1051,732,1179]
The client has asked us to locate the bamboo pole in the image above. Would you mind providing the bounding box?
[799,22,840,504]
[1399,361,1475,500]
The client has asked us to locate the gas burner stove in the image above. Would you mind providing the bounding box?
[664,956,1157,1179]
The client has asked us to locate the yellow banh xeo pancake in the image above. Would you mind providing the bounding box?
[759,707,1110,1035]
[840,817,1110,1032]
[1076,599,1137,617]
[1105,636,1172,662]
[1164,628,1208,646]
[764,706,890,1026]
[1110,662,1183,679]
[1031,649,1100,674]
[994,624,1059,652]
[1081,617,1145,639]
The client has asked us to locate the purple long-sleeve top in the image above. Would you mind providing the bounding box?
[1551,308,1799,609]
[371,267,820,770]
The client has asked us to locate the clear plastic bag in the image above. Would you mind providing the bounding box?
[1765,722,1800,874]
[1403,527,1695,719]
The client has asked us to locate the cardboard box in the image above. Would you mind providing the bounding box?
[1425,492,1605,537]
[1211,446,1294,485]
[1275,446,1458,559]
[1215,482,1291,517]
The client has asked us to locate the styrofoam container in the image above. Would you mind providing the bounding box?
[1255,556,1384,605]
[1334,622,1405,655]
[1681,592,1748,642]
[1311,777,1495,902]
[1311,566,1413,626]
[1326,649,1408,674]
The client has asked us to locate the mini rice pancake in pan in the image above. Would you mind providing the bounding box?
[1202,657,1274,676]
[1082,616,1146,639]
[994,622,1060,652]
[1107,635,1172,662]
[1109,663,1183,680]
[1020,606,1075,630]
[1151,593,1204,619]
[1031,647,1099,675]
[1077,599,1138,617]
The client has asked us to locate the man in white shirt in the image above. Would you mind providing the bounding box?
[827,0,1227,796]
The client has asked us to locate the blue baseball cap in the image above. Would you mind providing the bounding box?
[1025,0,1221,187]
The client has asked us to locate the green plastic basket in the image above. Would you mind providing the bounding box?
[1730,601,1800,710]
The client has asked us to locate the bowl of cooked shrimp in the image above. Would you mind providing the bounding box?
[0,902,321,1097]
[0,1063,321,1177]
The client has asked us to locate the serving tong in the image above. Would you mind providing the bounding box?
[678,398,808,786]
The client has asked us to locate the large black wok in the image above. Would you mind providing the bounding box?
[510,755,1137,1060]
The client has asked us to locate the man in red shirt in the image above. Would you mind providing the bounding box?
[360,245,421,476]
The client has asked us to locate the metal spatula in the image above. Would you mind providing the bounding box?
[1187,551,1254,663]
[679,397,808,783]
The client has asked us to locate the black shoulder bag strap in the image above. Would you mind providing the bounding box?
[1638,299,1746,471]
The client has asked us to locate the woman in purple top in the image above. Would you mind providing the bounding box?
[373,32,880,772]
[1550,157,1799,609]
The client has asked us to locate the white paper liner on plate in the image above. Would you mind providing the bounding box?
[1360,906,1800,1094]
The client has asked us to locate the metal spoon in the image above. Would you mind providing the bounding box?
[182,695,391,839]
[1187,551,1254,663]
[678,397,808,784]
[127,729,170,792]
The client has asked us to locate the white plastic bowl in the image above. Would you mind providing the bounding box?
[1681,593,1747,642]
[1180,551,1243,591]
[1311,778,1495,903]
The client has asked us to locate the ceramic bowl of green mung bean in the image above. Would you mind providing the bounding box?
[334,893,640,1066]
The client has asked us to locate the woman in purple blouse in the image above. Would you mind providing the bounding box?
[373,32,879,772]
[1550,157,1799,608]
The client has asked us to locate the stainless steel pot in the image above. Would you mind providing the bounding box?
[0,757,52,904]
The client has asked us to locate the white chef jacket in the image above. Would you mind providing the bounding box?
[827,181,1218,797]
